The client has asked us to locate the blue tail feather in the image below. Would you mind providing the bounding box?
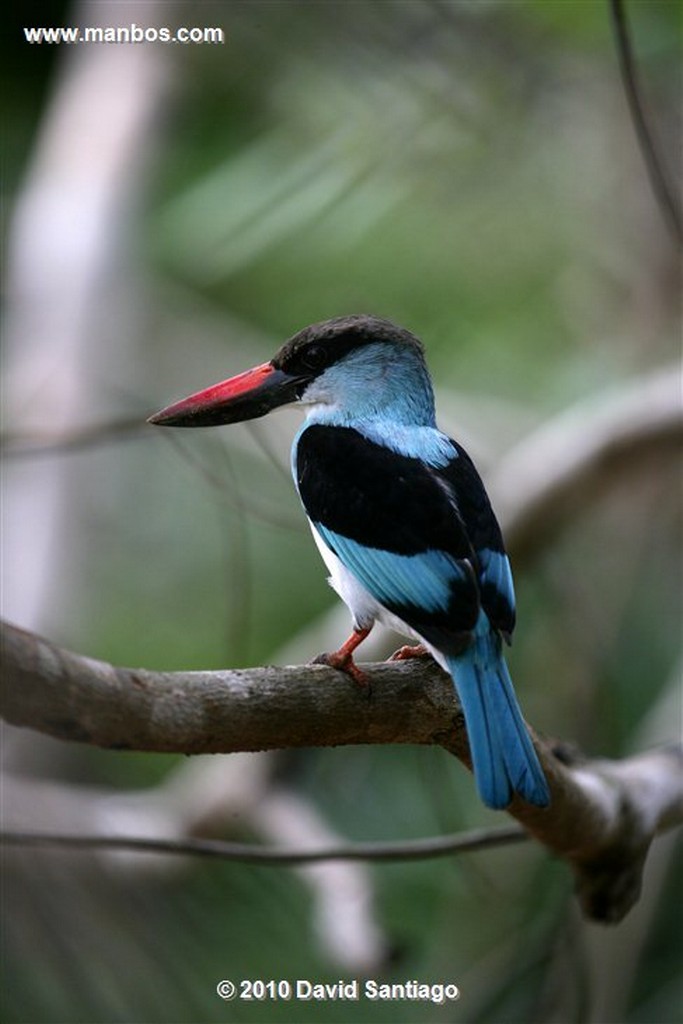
[447,632,550,810]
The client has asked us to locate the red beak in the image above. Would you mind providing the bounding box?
[148,362,304,427]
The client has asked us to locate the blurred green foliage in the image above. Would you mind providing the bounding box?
[2,1,681,1022]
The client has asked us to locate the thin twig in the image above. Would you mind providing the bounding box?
[160,429,302,531]
[0,417,147,457]
[0,824,527,865]
[246,420,294,484]
[609,0,682,247]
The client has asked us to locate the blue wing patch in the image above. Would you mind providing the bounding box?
[314,522,473,614]
[477,547,516,637]
[478,548,515,610]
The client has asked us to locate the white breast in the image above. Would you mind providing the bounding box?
[309,523,380,630]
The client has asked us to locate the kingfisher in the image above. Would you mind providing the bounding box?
[149,314,550,810]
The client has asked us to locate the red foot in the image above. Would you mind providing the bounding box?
[312,626,372,688]
[389,643,431,662]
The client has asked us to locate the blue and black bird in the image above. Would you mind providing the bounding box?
[150,314,550,810]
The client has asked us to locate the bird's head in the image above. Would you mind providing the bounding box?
[148,314,435,428]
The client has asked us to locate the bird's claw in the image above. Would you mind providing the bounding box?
[311,651,371,690]
[389,643,431,662]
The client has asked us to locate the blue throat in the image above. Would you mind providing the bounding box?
[298,342,454,467]
[309,343,436,424]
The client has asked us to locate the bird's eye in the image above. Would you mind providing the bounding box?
[301,344,328,371]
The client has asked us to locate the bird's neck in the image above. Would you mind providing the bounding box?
[305,396,435,429]
[301,342,438,428]
[302,398,454,468]
[305,366,437,429]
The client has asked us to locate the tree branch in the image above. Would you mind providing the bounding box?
[2,619,681,924]
[0,823,527,865]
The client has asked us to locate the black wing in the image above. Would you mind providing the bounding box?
[295,424,513,652]
[434,440,516,638]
